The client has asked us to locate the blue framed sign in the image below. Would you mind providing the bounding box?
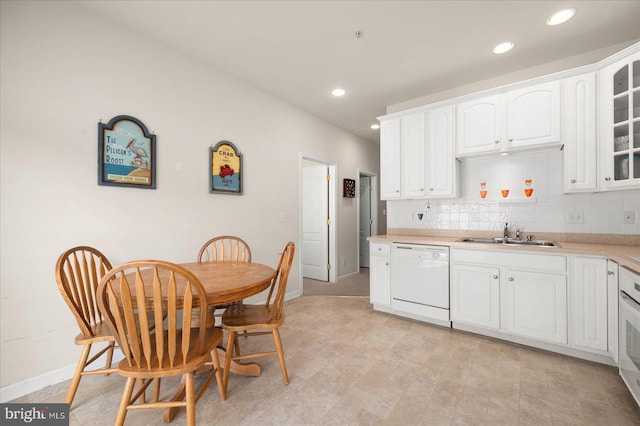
[209,141,242,195]
[98,115,156,189]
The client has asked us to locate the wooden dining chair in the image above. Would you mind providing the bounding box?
[97,260,226,426]
[55,246,118,408]
[221,241,295,393]
[196,236,252,327]
[197,235,251,263]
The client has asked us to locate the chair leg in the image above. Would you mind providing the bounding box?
[210,348,226,401]
[104,342,115,375]
[272,328,289,385]
[66,343,91,406]
[136,378,146,403]
[223,330,237,392]
[152,378,161,402]
[115,377,135,426]
[185,373,196,426]
[234,333,241,356]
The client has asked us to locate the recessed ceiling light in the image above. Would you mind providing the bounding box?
[492,42,514,54]
[331,88,346,97]
[546,8,576,26]
[370,124,380,130]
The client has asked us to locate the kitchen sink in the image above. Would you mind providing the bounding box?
[456,237,559,247]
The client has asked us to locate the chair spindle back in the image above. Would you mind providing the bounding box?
[98,260,210,370]
[56,246,113,337]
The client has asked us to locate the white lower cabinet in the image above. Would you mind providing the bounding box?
[451,248,568,345]
[571,256,608,353]
[504,269,567,345]
[369,243,391,307]
[452,248,618,364]
[451,264,500,329]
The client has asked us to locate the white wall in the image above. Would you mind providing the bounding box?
[0,1,379,393]
[388,150,640,235]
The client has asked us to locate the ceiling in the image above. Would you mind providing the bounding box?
[76,1,640,143]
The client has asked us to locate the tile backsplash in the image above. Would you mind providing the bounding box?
[387,150,640,235]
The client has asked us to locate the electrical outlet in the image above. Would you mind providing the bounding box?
[565,210,584,224]
[623,211,635,224]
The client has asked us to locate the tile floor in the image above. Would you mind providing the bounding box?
[13,295,640,425]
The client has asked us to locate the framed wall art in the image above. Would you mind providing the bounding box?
[98,115,156,189]
[343,178,355,198]
[210,141,242,195]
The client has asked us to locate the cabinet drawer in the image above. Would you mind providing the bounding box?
[452,248,566,273]
[370,243,390,255]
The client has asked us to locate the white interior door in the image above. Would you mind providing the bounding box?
[359,176,371,268]
[302,161,329,281]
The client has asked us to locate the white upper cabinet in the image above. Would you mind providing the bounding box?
[507,82,561,149]
[563,72,598,193]
[400,113,427,198]
[379,118,401,199]
[599,50,640,190]
[426,106,459,197]
[456,94,503,155]
[379,108,457,200]
[456,81,561,157]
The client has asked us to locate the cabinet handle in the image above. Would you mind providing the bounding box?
[508,277,514,281]
[508,138,513,142]
[570,179,577,183]
[385,262,389,266]
[494,140,500,144]
[396,189,400,193]
[420,188,424,191]
[429,188,434,191]
[608,270,615,276]
[493,275,499,279]
[605,177,611,181]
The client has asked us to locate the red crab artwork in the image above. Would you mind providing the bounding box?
[219,164,234,178]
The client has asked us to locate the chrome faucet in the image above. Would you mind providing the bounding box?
[516,228,521,241]
[503,222,509,242]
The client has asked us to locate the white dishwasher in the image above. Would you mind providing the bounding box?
[391,243,450,325]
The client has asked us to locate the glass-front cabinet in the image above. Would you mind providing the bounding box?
[600,50,640,190]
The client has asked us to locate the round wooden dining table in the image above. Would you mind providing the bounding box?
[178,261,276,306]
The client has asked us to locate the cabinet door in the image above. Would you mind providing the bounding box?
[380,118,401,199]
[451,264,500,329]
[563,73,598,193]
[506,81,561,149]
[503,270,567,344]
[426,106,458,198]
[599,51,640,190]
[607,260,619,363]
[370,249,391,307]
[572,256,608,352]
[456,94,503,156]
[400,113,427,198]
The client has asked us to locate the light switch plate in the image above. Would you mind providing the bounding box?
[623,211,635,224]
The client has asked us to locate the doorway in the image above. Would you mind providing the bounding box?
[301,156,336,283]
[358,171,378,269]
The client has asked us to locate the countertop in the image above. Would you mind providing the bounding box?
[369,232,640,275]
